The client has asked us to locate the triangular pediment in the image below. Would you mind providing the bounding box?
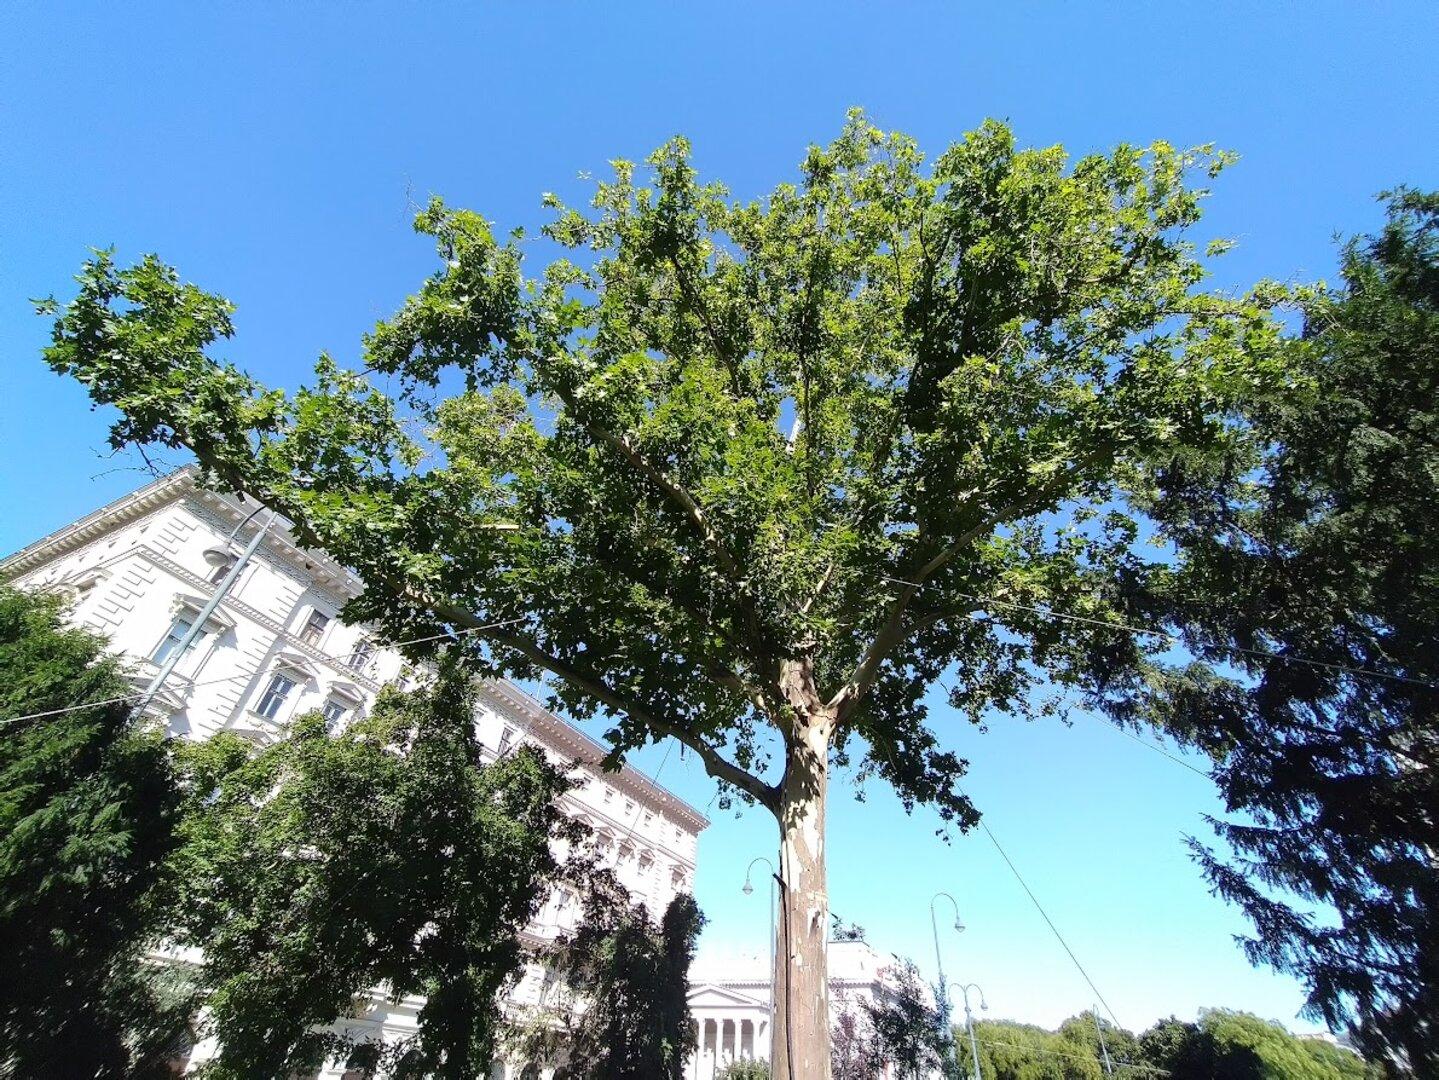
[686,983,768,1009]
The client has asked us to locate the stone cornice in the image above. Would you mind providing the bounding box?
[1,468,195,578]
[482,680,709,834]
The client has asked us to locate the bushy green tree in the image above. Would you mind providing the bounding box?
[863,958,947,1080]
[0,586,189,1079]
[1130,190,1439,1072]
[971,1017,1102,1080]
[39,113,1298,1076]
[528,888,703,1080]
[718,1061,773,1080]
[170,662,579,1078]
[974,1009,1377,1080]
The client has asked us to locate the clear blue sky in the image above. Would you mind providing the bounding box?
[4,2,1436,1036]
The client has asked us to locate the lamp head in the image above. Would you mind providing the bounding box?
[954,918,966,933]
[742,880,754,896]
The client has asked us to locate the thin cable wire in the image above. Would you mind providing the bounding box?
[879,575,1439,690]
[1094,716,1212,779]
[0,617,527,727]
[865,722,1128,1042]
[970,807,1126,1034]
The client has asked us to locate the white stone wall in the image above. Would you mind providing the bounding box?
[2,469,706,1077]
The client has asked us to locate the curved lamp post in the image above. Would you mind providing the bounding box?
[743,857,779,1042]
[929,893,965,1075]
[950,982,987,1080]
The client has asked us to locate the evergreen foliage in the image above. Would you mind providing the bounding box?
[0,585,189,1079]
[1130,190,1439,1071]
[526,888,703,1080]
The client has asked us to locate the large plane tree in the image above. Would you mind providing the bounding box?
[39,114,1297,1077]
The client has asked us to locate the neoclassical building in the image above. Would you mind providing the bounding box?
[1,467,707,1077]
[685,940,917,1080]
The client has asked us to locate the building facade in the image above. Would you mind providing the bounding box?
[1,468,707,1078]
[685,940,919,1080]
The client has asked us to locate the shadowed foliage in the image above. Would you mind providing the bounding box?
[169,661,581,1078]
[1122,191,1439,1072]
[516,884,702,1080]
[0,586,190,1079]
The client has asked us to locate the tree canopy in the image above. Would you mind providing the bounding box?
[523,888,703,1079]
[39,111,1312,1075]
[972,1009,1378,1080]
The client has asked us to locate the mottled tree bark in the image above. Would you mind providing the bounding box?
[771,680,834,1080]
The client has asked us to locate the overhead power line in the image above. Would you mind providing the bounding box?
[968,806,1127,1035]
[1095,715,1212,779]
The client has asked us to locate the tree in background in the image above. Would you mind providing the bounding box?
[0,586,190,1079]
[974,1009,1378,1080]
[39,113,1299,1077]
[168,662,579,1078]
[1131,190,1439,1072]
[523,887,703,1080]
[830,1008,883,1080]
[863,958,946,1080]
[1057,1010,1141,1077]
[717,1062,773,1080]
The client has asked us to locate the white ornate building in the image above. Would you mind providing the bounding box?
[685,940,920,1080]
[1,467,707,1078]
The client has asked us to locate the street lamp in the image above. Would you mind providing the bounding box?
[929,893,965,1078]
[743,857,778,1043]
[138,505,277,715]
[949,982,988,1080]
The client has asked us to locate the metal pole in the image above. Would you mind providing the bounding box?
[1093,1006,1114,1076]
[930,893,962,1075]
[954,984,986,1080]
[965,996,981,1080]
[768,873,776,1040]
[138,507,276,715]
[744,857,778,1053]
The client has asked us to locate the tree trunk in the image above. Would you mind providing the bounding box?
[770,713,833,1080]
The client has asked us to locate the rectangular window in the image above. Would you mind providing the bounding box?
[497,727,515,755]
[152,616,198,665]
[254,673,296,720]
[346,638,373,671]
[298,609,330,646]
[321,699,349,727]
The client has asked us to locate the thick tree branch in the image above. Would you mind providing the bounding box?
[434,602,781,812]
[828,480,1081,719]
